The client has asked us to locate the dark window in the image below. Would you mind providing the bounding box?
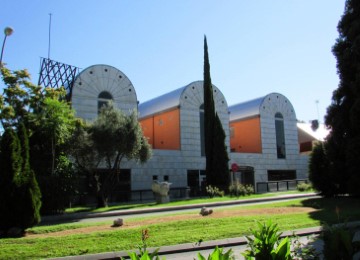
[200,104,205,156]
[152,175,158,181]
[275,113,286,158]
[187,170,199,188]
[164,175,169,181]
[98,91,113,114]
[187,169,207,195]
[268,170,296,181]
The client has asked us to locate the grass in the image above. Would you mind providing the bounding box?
[1,196,360,259]
[29,198,306,235]
[64,190,302,214]
[2,213,313,259]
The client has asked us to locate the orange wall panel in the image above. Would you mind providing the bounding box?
[140,117,154,147]
[230,117,262,153]
[153,109,180,150]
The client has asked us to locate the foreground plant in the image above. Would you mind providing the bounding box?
[197,246,234,260]
[322,223,357,260]
[242,220,292,260]
[127,229,161,260]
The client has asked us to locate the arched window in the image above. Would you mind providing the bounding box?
[98,91,113,113]
[275,112,286,159]
[199,104,205,156]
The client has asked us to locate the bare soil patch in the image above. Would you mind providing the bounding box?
[26,207,316,238]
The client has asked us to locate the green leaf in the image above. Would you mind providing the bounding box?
[271,237,291,260]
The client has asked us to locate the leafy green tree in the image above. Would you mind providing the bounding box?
[29,96,78,214]
[0,67,63,129]
[1,66,78,213]
[73,103,152,207]
[33,97,77,175]
[203,36,230,188]
[324,0,360,196]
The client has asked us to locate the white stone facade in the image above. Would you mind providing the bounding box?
[71,64,137,122]
[69,64,310,194]
[125,81,229,191]
[229,93,308,191]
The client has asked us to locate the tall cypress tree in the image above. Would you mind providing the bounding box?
[204,36,216,185]
[0,125,41,236]
[203,36,230,188]
[17,123,41,230]
[0,128,22,235]
[324,0,360,195]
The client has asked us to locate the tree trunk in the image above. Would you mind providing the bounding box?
[51,137,55,175]
[96,191,108,208]
[94,175,109,208]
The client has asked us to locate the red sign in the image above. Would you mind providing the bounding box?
[231,163,239,172]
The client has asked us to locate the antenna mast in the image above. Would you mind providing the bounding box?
[315,100,320,122]
[48,13,52,59]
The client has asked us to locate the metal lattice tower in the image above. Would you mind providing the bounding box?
[38,57,80,97]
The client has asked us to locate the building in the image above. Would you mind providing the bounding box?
[228,93,308,192]
[69,64,318,197]
[134,80,229,195]
[71,64,138,121]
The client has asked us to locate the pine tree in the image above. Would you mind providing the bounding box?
[203,36,229,188]
[323,0,360,196]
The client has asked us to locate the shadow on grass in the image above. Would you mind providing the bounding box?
[301,196,360,225]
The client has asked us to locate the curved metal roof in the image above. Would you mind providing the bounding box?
[139,86,186,119]
[228,95,266,121]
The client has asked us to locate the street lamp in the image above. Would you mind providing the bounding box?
[0,27,14,68]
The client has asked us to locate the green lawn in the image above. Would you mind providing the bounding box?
[65,190,304,214]
[1,196,359,259]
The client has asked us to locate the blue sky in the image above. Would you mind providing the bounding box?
[1,1,345,123]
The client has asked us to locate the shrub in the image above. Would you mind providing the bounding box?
[206,185,224,198]
[229,182,254,197]
[297,182,312,192]
[245,184,255,195]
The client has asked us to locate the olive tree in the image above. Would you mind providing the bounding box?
[73,103,152,207]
